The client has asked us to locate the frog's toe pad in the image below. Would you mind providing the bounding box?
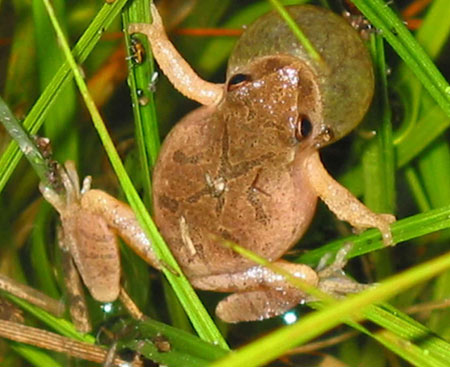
[216,289,303,323]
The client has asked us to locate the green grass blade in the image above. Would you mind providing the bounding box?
[137,318,227,360]
[362,36,395,214]
[0,0,129,192]
[120,318,229,367]
[4,294,94,343]
[404,166,431,212]
[361,35,395,279]
[352,0,450,120]
[11,344,63,367]
[32,0,78,162]
[328,306,449,367]
[123,0,160,208]
[0,96,49,185]
[297,204,450,266]
[394,0,450,166]
[268,0,322,62]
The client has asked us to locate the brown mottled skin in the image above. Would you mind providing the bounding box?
[153,56,319,278]
[40,4,395,324]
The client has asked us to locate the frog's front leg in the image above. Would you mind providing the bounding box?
[128,4,224,106]
[304,151,396,245]
[190,261,319,323]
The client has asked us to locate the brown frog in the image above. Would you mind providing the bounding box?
[41,4,395,323]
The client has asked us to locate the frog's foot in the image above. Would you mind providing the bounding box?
[216,288,304,323]
[39,161,91,215]
[351,213,396,247]
[191,260,319,323]
[315,244,369,298]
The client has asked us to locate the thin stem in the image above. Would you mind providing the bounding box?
[0,320,128,366]
[0,97,51,187]
[268,0,322,63]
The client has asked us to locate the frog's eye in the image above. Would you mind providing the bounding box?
[227,73,251,91]
[295,114,312,141]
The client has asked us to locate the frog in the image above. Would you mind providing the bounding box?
[41,4,395,324]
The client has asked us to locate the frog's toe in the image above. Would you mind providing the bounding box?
[60,161,82,202]
[39,182,65,213]
[128,23,150,35]
[377,214,396,247]
[216,289,303,323]
[319,276,370,296]
[380,213,396,224]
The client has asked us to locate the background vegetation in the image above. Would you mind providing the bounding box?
[0,0,449,366]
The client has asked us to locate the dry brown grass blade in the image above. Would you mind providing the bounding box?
[0,274,64,317]
[0,319,134,366]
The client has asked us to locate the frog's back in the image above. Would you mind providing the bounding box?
[153,102,317,277]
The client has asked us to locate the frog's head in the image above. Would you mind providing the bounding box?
[226,5,374,148]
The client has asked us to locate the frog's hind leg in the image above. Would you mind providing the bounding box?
[216,289,304,323]
[80,189,161,271]
[191,260,319,323]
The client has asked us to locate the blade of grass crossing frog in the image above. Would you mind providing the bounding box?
[0,0,129,193]
[210,252,450,367]
[40,0,228,348]
[221,242,450,365]
[268,0,322,62]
